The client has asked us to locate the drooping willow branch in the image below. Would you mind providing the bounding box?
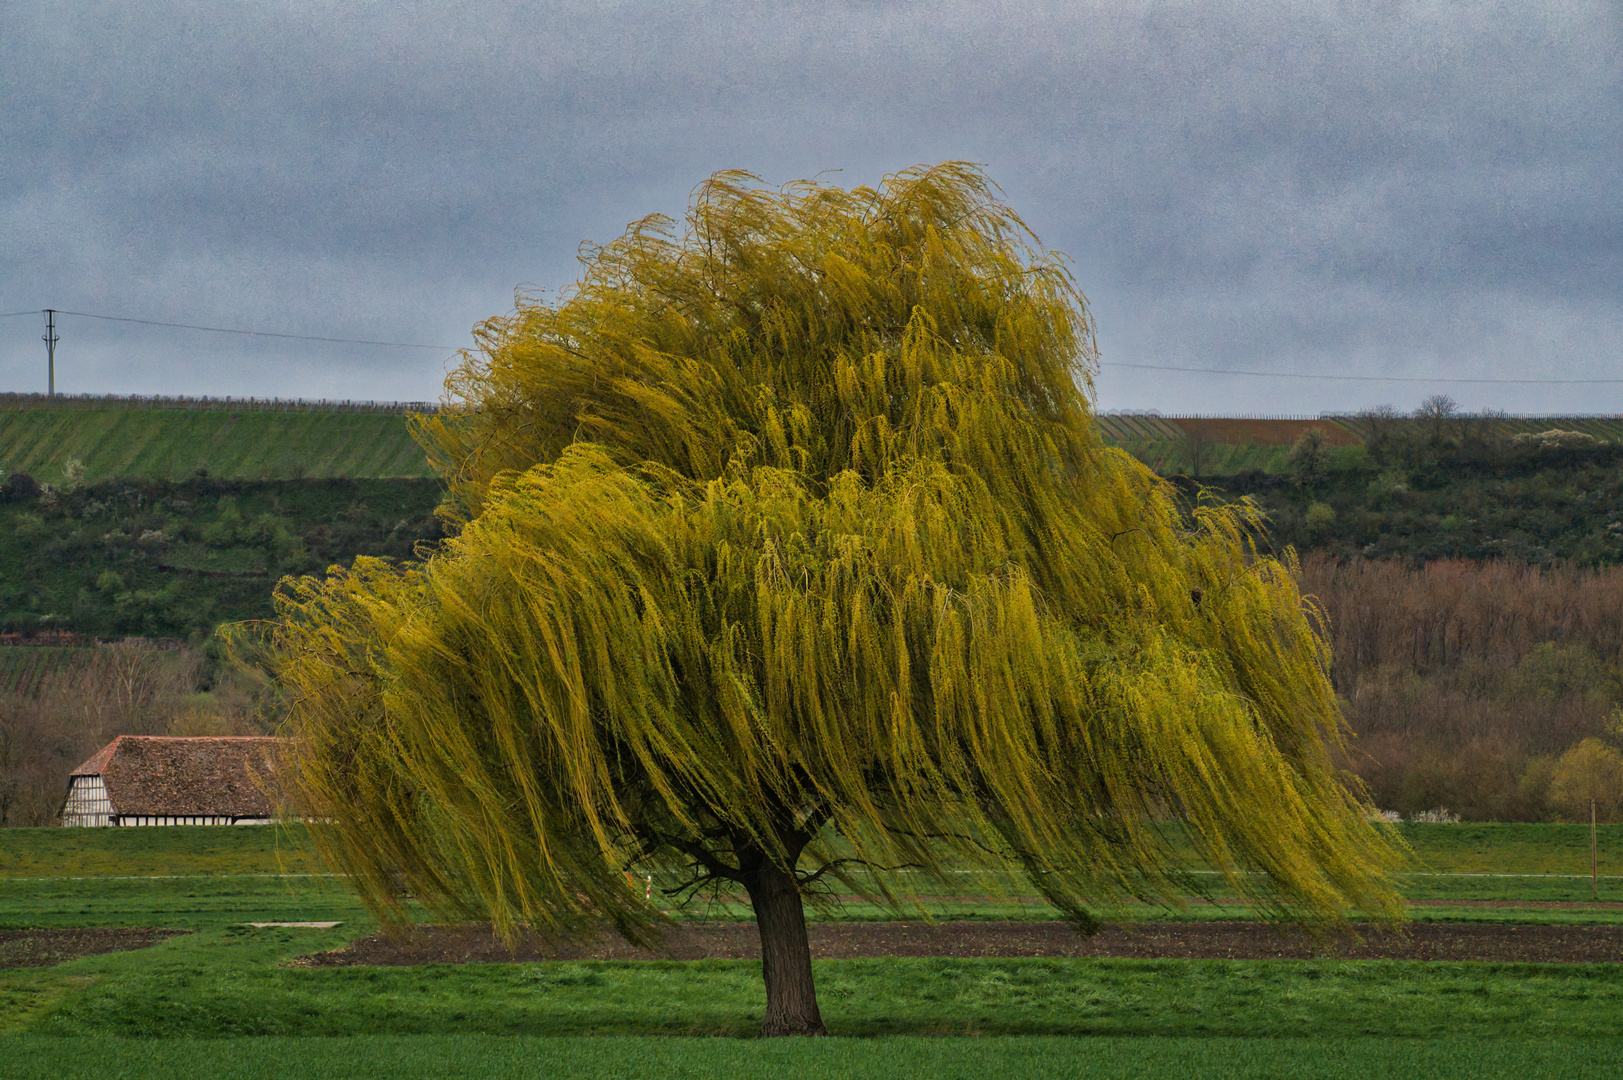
[267,163,1406,952]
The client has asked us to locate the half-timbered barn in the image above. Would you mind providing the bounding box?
[60,735,283,826]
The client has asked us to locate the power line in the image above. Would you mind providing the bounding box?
[44,309,57,398]
[2,306,1615,382]
[48,309,461,350]
[1101,361,1623,385]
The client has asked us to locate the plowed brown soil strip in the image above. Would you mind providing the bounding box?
[1167,418,1364,447]
[296,920,1623,966]
[0,928,191,968]
[12,921,1620,969]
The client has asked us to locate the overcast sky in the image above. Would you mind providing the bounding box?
[2,1,1618,414]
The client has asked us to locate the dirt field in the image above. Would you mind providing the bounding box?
[296,919,1623,966]
[0,928,191,968]
[1166,418,1364,447]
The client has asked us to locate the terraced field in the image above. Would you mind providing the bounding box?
[0,403,431,483]
[7,396,1622,485]
[1094,414,1623,475]
[0,647,95,696]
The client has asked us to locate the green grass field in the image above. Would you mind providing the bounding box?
[0,1035,1614,1080]
[0,408,431,483]
[3,823,1621,1076]
[6,822,1622,929]
[6,925,1623,1040]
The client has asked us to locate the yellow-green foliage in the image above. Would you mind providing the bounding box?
[1548,738,1623,822]
[268,164,1402,943]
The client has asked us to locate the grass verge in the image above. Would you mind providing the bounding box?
[0,1035,1619,1080]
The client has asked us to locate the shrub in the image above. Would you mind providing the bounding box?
[1,472,42,502]
[202,497,244,546]
[1288,428,1329,487]
[1547,738,1623,822]
[1511,642,1612,702]
[1511,429,1602,453]
[1516,755,1559,820]
[1363,468,1408,507]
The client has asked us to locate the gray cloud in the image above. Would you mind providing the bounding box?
[2,1,1618,412]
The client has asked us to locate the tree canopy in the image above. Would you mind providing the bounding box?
[266,163,1402,1035]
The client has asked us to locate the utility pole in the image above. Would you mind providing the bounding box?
[43,309,58,398]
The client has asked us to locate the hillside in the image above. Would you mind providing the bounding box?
[0,394,433,483]
[9,394,1619,489]
[5,399,1623,644]
[1097,412,1623,478]
[1090,411,1623,567]
[0,475,444,640]
[6,399,1623,825]
[1208,448,1623,566]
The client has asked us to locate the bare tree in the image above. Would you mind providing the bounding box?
[1455,407,1510,465]
[1179,421,1215,479]
[1414,395,1460,446]
[1358,405,1403,464]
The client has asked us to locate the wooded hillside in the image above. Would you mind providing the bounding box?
[6,400,1623,824]
[1302,556,1623,823]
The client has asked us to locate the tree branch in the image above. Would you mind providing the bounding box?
[884,825,1009,860]
[652,830,744,885]
[796,857,925,889]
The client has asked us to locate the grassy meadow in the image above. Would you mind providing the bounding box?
[2,824,1622,1077]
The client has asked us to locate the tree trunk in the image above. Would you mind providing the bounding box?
[743,860,826,1037]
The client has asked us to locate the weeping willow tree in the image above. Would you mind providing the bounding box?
[267,163,1403,1036]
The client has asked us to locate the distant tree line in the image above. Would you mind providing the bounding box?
[0,639,270,826]
[1304,555,1623,822]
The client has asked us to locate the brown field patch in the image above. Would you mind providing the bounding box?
[0,928,191,968]
[1168,418,1363,447]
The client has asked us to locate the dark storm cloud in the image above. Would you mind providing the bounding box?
[1,1,1618,411]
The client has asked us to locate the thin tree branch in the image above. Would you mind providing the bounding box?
[796,857,926,889]
[884,825,1009,860]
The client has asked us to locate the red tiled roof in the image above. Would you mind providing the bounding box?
[70,738,123,779]
[70,736,284,818]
